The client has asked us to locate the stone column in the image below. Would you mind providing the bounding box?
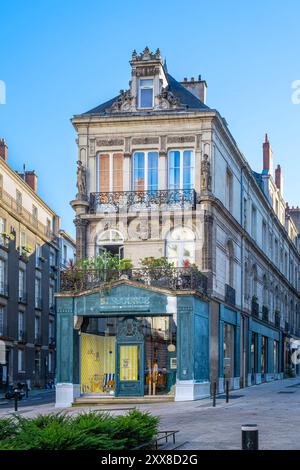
[202,212,214,291]
[74,217,88,261]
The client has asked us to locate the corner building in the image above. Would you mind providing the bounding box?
[55,48,300,406]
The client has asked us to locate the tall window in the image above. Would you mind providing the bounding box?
[243,198,248,230]
[139,79,154,108]
[49,284,54,309]
[225,240,234,288]
[18,311,25,340]
[49,319,55,342]
[225,169,233,211]
[251,205,257,240]
[34,315,41,339]
[133,151,158,191]
[96,153,124,192]
[168,150,194,190]
[0,306,4,336]
[18,268,26,300]
[18,349,25,372]
[35,243,41,267]
[35,277,41,308]
[16,190,22,214]
[262,220,267,248]
[166,227,195,267]
[0,217,6,245]
[0,259,6,295]
[32,205,38,226]
[19,231,25,253]
[252,264,258,297]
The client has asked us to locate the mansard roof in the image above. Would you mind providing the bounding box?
[81,73,209,116]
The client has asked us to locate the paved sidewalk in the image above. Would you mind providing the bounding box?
[1,378,299,450]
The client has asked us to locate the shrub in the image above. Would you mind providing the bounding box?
[0,410,159,450]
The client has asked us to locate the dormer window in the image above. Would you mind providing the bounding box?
[139,79,154,108]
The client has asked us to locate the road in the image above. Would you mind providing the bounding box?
[0,378,300,450]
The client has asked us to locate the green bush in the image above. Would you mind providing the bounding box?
[0,410,159,450]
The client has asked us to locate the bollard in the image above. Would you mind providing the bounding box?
[212,382,217,407]
[241,424,259,450]
[226,380,229,403]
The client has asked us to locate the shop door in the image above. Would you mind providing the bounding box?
[116,342,144,397]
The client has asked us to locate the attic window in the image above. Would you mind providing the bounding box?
[139,79,153,108]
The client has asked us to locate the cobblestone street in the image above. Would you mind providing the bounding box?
[1,377,300,450]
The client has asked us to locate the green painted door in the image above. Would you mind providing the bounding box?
[116,342,144,396]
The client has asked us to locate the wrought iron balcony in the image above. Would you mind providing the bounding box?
[89,189,196,213]
[61,267,207,295]
[18,293,27,304]
[225,284,236,307]
[262,305,269,323]
[49,337,56,348]
[35,298,43,310]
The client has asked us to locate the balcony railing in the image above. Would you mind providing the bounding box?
[225,284,236,307]
[89,189,197,213]
[49,337,56,348]
[262,305,269,323]
[0,324,8,338]
[251,297,259,317]
[61,267,208,295]
[0,282,8,297]
[0,187,55,240]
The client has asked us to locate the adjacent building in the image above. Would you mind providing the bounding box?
[55,48,300,406]
[58,230,76,270]
[0,138,61,389]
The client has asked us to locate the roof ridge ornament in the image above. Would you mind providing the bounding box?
[131,47,162,62]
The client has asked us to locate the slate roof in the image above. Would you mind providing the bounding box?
[81,73,209,116]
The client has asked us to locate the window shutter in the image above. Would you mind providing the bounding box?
[99,154,110,192]
[113,153,123,191]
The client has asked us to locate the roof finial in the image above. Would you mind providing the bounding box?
[265,133,269,143]
[163,57,168,72]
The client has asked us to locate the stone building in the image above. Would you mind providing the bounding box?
[55,48,300,406]
[0,139,60,389]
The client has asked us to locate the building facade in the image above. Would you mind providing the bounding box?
[0,139,61,389]
[55,48,300,406]
[58,230,76,270]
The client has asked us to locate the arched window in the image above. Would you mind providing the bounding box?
[166,227,195,267]
[96,229,124,258]
[225,240,234,287]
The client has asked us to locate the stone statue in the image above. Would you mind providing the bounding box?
[201,154,212,192]
[76,160,86,197]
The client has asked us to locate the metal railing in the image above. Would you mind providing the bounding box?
[34,334,42,345]
[275,311,281,329]
[35,298,43,310]
[225,284,236,307]
[61,267,208,294]
[0,187,55,240]
[18,292,27,304]
[18,331,27,343]
[89,189,196,213]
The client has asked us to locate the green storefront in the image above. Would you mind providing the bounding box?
[55,281,210,407]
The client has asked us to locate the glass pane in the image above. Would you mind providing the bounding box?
[140,88,153,108]
[168,151,180,189]
[133,152,145,190]
[81,333,116,394]
[119,345,138,381]
[183,150,193,189]
[140,79,153,87]
[148,152,158,191]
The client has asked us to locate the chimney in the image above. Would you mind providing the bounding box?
[0,138,8,162]
[25,171,37,193]
[263,133,273,174]
[275,164,283,194]
[180,75,207,104]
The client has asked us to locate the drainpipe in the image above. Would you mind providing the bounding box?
[240,166,247,388]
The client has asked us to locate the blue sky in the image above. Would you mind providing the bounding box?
[1,0,300,236]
